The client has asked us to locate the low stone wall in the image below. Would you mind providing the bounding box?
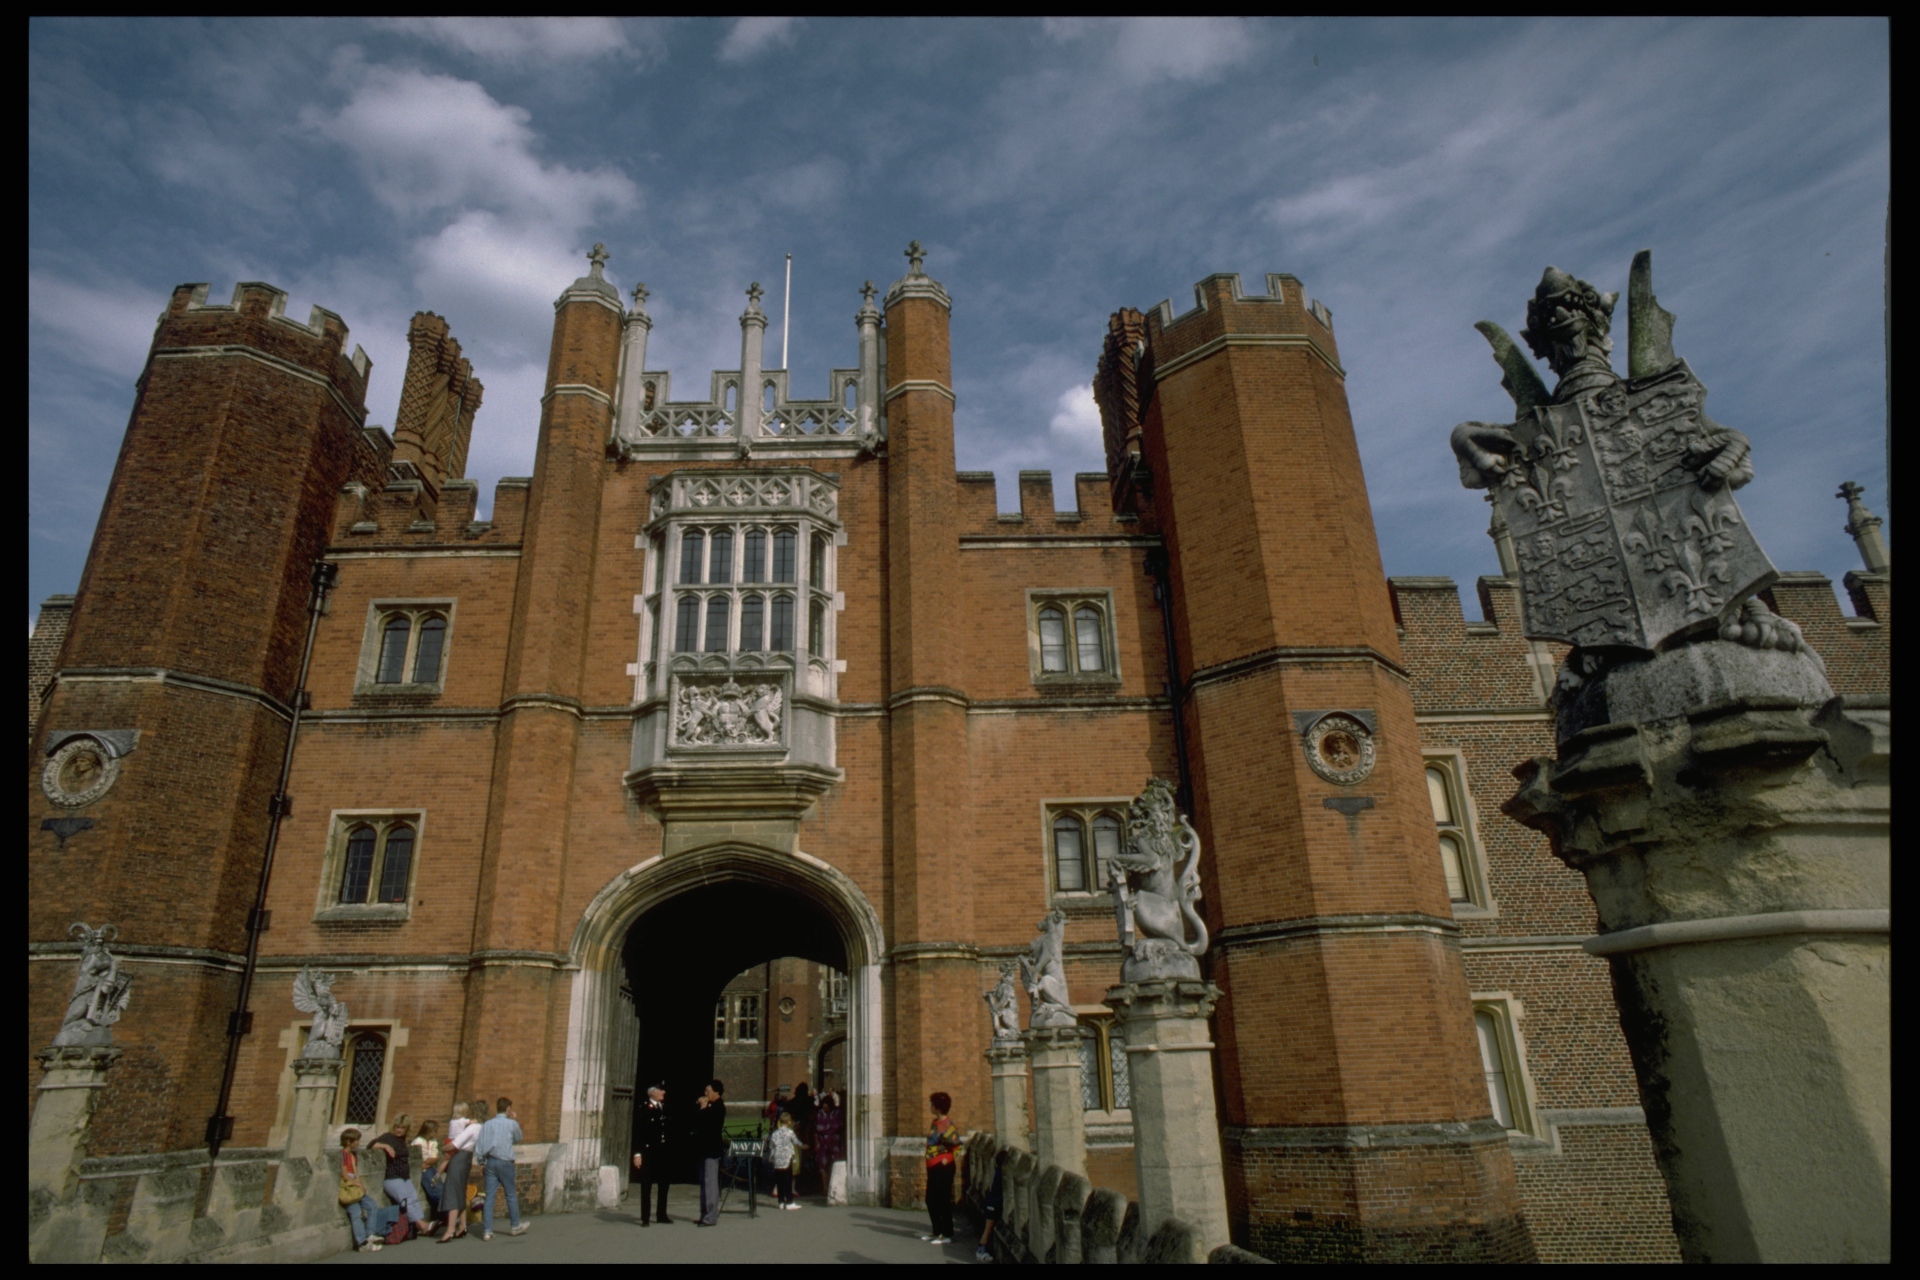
[28,1139,552,1264]
[960,1131,1269,1265]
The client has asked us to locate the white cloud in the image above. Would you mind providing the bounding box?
[718,17,801,63]
[1043,17,1260,83]
[1048,383,1101,447]
[28,272,167,381]
[313,65,638,229]
[375,18,642,65]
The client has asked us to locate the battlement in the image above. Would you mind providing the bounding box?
[1144,272,1341,374]
[331,474,529,547]
[157,281,371,411]
[952,469,1134,535]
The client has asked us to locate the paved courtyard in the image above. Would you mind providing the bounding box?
[325,1185,981,1265]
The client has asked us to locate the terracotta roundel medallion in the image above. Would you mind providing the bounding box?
[42,736,121,809]
[1303,713,1376,786]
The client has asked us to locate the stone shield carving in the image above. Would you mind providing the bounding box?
[671,677,786,749]
[1494,363,1775,649]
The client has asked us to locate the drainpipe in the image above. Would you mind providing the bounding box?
[1144,548,1194,816]
[206,558,338,1157]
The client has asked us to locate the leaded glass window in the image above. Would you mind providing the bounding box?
[1074,606,1106,671]
[343,1032,386,1125]
[740,595,765,652]
[704,596,730,653]
[340,826,376,903]
[1426,759,1483,906]
[709,530,734,584]
[1054,815,1087,891]
[808,596,825,654]
[377,616,411,684]
[771,596,795,652]
[1091,814,1122,890]
[412,616,447,684]
[679,531,705,584]
[1077,1016,1131,1113]
[1475,1009,1516,1128]
[675,596,700,653]
[810,534,828,588]
[377,825,414,904]
[744,529,768,583]
[1080,1026,1102,1110]
[773,530,796,583]
[1038,608,1068,672]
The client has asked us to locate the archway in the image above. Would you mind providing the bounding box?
[548,844,884,1212]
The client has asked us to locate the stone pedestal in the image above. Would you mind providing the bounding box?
[1509,642,1889,1263]
[1021,1026,1086,1180]
[285,1056,344,1164]
[29,1044,121,1203]
[985,1040,1031,1152]
[1105,979,1229,1261]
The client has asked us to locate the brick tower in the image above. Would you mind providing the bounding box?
[880,243,982,1200]
[27,282,373,1154]
[1107,274,1534,1260]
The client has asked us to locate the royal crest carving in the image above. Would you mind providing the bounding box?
[1303,713,1376,786]
[1111,778,1210,982]
[1450,253,1777,653]
[1021,908,1078,1029]
[293,966,349,1060]
[53,923,134,1047]
[672,677,785,748]
[984,961,1023,1043]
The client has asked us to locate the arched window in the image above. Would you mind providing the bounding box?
[808,596,825,654]
[1074,606,1106,671]
[675,596,700,653]
[724,382,737,413]
[844,382,856,410]
[1077,1016,1131,1112]
[810,534,828,588]
[1053,814,1087,891]
[763,382,777,413]
[412,616,447,684]
[1038,608,1068,673]
[1475,1009,1516,1128]
[1427,761,1482,905]
[376,616,411,684]
[377,825,414,904]
[709,530,734,584]
[740,595,765,652]
[770,596,795,652]
[679,531,705,584]
[744,529,768,583]
[1091,813,1122,890]
[643,381,657,411]
[773,531,796,583]
[343,1032,386,1125]
[339,825,377,903]
[704,596,730,653]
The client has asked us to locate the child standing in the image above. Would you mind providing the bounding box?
[766,1112,808,1210]
[340,1129,399,1252]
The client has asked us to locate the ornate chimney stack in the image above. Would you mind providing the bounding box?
[390,312,483,502]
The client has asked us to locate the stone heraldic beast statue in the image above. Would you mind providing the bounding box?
[53,923,133,1048]
[1449,252,1820,693]
[1111,778,1210,983]
[984,961,1023,1042]
[293,965,349,1060]
[1021,909,1078,1029]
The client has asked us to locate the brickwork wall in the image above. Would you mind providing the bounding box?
[27,595,72,739]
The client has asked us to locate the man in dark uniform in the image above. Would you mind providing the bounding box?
[629,1083,673,1226]
[694,1078,727,1227]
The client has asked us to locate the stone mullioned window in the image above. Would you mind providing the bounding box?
[1026,590,1120,688]
[315,811,424,922]
[355,599,455,696]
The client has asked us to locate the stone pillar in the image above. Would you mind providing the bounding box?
[284,1057,344,1163]
[985,1041,1031,1152]
[29,1045,121,1203]
[1106,979,1230,1262]
[1508,642,1889,1264]
[1021,1026,1086,1180]
[613,285,653,436]
[738,284,766,438]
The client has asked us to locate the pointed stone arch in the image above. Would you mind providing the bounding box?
[546,842,886,1210]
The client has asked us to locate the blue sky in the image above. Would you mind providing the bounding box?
[29,18,1890,631]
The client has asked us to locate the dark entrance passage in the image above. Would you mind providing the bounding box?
[608,881,848,1180]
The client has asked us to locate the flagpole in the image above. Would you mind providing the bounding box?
[781,253,792,370]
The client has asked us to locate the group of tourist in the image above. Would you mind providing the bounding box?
[628,1077,849,1225]
[338,1096,530,1252]
[760,1079,847,1205]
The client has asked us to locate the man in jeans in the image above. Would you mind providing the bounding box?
[474,1095,531,1241]
[369,1114,426,1236]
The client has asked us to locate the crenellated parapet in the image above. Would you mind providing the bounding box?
[331,474,530,546]
[153,281,371,421]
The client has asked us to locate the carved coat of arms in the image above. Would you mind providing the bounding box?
[1452,254,1777,652]
[672,677,784,748]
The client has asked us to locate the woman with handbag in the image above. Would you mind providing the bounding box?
[413,1119,444,1233]
[340,1129,399,1252]
[436,1102,480,1243]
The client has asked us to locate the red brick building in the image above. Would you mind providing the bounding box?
[27,248,1888,1262]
